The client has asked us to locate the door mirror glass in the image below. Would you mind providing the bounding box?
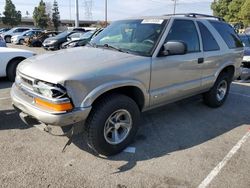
[161,41,187,56]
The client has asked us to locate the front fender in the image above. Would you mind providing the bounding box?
[80,80,149,109]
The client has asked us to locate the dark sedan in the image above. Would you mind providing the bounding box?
[42,30,84,50]
[61,29,103,49]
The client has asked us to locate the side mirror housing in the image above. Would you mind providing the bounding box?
[161,41,187,56]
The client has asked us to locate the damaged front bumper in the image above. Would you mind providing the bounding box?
[11,84,91,127]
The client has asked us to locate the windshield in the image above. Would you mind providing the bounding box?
[91,19,167,56]
[55,31,71,38]
[80,30,95,39]
[23,30,33,36]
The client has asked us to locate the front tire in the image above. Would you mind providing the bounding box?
[203,72,231,108]
[19,39,24,45]
[86,94,140,156]
[6,59,24,82]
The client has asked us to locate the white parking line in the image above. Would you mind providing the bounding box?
[198,130,250,188]
[230,92,250,98]
[0,97,11,100]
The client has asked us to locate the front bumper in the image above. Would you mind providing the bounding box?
[11,84,91,127]
[42,43,57,50]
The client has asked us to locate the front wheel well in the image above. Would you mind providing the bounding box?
[6,57,26,74]
[92,86,145,111]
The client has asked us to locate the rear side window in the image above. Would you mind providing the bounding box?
[165,20,200,53]
[197,21,220,51]
[210,21,243,49]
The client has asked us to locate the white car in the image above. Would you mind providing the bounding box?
[0,47,35,81]
[0,27,30,43]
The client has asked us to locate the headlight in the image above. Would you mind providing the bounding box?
[68,42,77,47]
[34,81,67,98]
[47,40,57,44]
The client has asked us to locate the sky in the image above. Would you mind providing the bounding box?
[0,0,213,21]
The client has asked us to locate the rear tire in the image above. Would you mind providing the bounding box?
[85,94,140,156]
[203,72,231,108]
[6,59,24,82]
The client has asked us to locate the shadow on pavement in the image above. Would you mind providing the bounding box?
[0,77,12,89]
[0,109,32,130]
[71,84,250,173]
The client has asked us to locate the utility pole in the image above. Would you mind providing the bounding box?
[105,0,107,27]
[69,0,72,23]
[75,0,79,27]
[173,0,177,15]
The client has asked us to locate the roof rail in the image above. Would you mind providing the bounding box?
[163,13,225,22]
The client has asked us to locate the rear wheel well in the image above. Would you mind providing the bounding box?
[6,57,26,74]
[219,66,235,81]
[92,86,145,111]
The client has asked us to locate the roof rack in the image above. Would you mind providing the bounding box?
[163,13,225,22]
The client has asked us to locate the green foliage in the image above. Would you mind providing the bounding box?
[211,0,250,27]
[33,0,49,29]
[211,0,232,20]
[240,0,250,26]
[226,0,245,22]
[52,0,60,31]
[2,0,22,26]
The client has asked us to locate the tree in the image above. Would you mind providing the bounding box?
[211,0,233,21]
[226,0,245,22]
[52,0,60,31]
[33,0,49,29]
[2,0,22,26]
[240,0,250,27]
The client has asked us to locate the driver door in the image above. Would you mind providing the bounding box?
[150,19,204,107]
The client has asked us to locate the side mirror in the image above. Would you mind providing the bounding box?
[67,36,71,41]
[161,41,187,56]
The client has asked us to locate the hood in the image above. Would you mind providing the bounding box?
[18,47,142,84]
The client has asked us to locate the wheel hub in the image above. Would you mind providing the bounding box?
[104,109,132,145]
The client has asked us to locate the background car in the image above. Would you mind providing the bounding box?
[0,36,7,47]
[0,28,10,34]
[1,27,30,43]
[0,47,35,81]
[238,34,250,67]
[11,29,42,45]
[61,29,103,49]
[24,31,60,47]
[42,30,84,50]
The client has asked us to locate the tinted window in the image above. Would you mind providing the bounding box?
[210,21,243,49]
[165,20,200,53]
[198,22,220,51]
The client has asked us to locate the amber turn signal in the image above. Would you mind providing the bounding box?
[34,98,73,111]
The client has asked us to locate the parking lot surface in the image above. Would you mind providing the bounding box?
[0,45,250,188]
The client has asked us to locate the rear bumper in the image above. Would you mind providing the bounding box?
[11,84,91,127]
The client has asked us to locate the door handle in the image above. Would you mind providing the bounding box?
[198,58,204,64]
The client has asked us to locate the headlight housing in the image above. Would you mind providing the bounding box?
[68,42,77,47]
[33,81,67,99]
[46,40,57,44]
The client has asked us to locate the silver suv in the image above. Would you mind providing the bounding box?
[11,14,243,155]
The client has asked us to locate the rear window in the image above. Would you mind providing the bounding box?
[210,21,243,49]
[197,21,220,51]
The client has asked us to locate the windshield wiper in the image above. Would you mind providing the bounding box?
[97,44,126,53]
